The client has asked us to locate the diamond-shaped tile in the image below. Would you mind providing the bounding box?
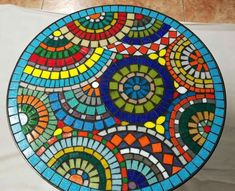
[124,133,136,145]
[127,46,137,54]
[152,142,162,153]
[163,154,174,165]
[138,135,150,147]
[111,134,123,146]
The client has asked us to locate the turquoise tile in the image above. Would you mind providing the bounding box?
[59,178,71,191]
[161,179,173,190]
[51,173,63,186]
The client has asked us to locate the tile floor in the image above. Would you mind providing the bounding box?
[0,0,235,23]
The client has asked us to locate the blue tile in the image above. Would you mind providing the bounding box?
[35,161,47,173]
[59,178,71,191]
[87,8,95,15]
[94,6,103,13]
[198,148,210,160]
[42,168,55,180]
[207,133,218,143]
[185,162,197,174]
[161,179,173,190]
[28,154,40,166]
[69,183,81,191]
[51,173,63,186]
[18,139,29,150]
[150,183,163,191]
[203,141,214,152]
[169,174,182,187]
[211,124,222,135]
[103,5,111,12]
[178,169,190,181]
[71,12,80,19]
[126,6,134,12]
[192,155,204,167]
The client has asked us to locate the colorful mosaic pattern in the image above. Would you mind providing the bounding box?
[7,5,226,191]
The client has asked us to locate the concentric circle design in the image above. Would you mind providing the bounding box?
[7,5,226,191]
[166,35,214,93]
[17,88,57,151]
[100,56,174,123]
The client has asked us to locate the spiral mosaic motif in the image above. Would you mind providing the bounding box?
[7,5,226,191]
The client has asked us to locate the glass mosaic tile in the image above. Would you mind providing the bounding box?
[7,5,226,191]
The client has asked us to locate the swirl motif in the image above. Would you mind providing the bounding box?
[7,5,226,191]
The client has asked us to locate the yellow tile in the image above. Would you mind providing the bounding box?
[55,150,65,159]
[105,170,111,179]
[106,180,112,190]
[77,64,87,73]
[69,68,79,77]
[186,74,194,81]
[100,159,108,169]
[90,53,100,62]
[47,157,56,167]
[85,59,95,68]
[74,20,80,27]
[84,148,94,155]
[64,147,74,153]
[74,146,84,152]
[51,72,59,79]
[60,71,69,78]
[195,78,203,83]
[86,28,95,33]
[53,30,62,37]
[179,68,186,75]
[176,60,181,67]
[24,66,34,74]
[175,52,181,59]
[149,53,158,60]
[95,47,104,55]
[110,19,116,26]
[104,25,111,31]
[41,70,50,79]
[79,25,86,31]
[205,79,213,84]
[32,68,42,77]
[93,152,102,160]
[96,29,104,33]
[113,13,119,19]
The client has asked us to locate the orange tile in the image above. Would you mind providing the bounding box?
[138,136,151,147]
[111,134,123,146]
[172,166,181,174]
[163,154,174,165]
[124,133,136,145]
[184,0,235,23]
[0,0,43,9]
[42,0,184,21]
[152,142,162,153]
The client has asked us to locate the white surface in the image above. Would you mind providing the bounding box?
[0,5,235,191]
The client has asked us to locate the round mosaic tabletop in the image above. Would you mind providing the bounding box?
[7,5,226,191]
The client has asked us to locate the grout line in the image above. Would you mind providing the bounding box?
[182,0,186,22]
[41,0,45,10]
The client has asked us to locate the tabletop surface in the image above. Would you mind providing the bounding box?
[6,5,226,191]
